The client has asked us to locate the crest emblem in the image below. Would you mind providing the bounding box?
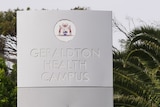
[54,19,76,42]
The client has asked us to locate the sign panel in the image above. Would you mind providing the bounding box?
[17,10,113,107]
[17,11,112,87]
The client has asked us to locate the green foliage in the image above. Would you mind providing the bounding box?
[0,9,17,36]
[114,26,160,106]
[0,58,17,107]
[71,6,88,10]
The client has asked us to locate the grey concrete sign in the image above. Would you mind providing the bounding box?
[17,10,113,107]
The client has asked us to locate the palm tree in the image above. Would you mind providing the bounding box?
[114,26,160,107]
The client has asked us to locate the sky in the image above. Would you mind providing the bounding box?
[0,0,160,50]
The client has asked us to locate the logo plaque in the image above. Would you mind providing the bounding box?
[54,19,76,42]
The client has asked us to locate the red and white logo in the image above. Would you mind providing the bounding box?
[55,19,76,42]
